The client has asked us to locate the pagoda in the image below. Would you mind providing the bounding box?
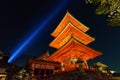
[28,12,102,79]
[47,12,102,72]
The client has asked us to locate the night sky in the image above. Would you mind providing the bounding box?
[0,0,120,72]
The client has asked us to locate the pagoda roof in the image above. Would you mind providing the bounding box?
[29,58,60,65]
[51,12,89,37]
[49,23,95,49]
[36,51,49,60]
[29,58,61,69]
[48,38,102,62]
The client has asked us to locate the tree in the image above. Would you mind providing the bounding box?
[86,0,120,26]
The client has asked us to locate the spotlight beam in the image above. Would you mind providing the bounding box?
[8,0,69,63]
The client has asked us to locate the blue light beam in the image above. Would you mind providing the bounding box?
[8,0,69,63]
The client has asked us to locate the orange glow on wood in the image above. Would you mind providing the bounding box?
[48,12,102,72]
[29,59,61,69]
[51,12,89,37]
[48,39,102,62]
[50,23,95,49]
[30,12,102,73]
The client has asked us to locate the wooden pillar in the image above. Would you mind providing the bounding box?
[31,63,35,77]
[39,69,41,77]
[83,60,88,69]
[44,69,46,77]
[48,70,50,76]
[31,68,34,76]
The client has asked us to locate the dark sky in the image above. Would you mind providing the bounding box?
[0,0,120,72]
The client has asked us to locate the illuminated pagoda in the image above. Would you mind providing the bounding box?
[48,12,102,72]
[28,12,102,79]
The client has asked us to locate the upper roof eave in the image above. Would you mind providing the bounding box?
[48,38,102,61]
[51,12,89,37]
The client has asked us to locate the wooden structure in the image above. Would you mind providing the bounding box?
[48,12,102,72]
[29,52,60,78]
[29,12,102,78]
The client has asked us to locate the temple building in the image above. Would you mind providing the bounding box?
[29,12,102,79]
[29,52,61,78]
